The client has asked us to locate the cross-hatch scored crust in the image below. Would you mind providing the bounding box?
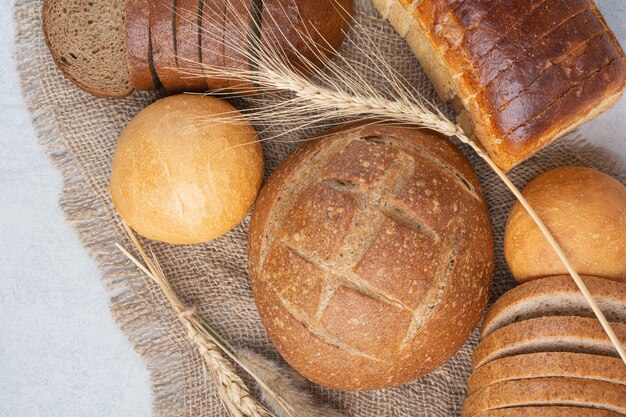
[259,134,476,361]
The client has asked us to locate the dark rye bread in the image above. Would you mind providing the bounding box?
[125,0,157,91]
[150,0,186,92]
[249,124,493,390]
[43,0,132,98]
[481,275,626,338]
[200,0,228,90]
[175,0,206,90]
[373,0,626,170]
[466,352,626,395]
[462,377,626,416]
[472,316,626,370]
[260,0,353,75]
[475,408,623,417]
[223,0,257,92]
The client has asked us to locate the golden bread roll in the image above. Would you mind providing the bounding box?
[109,95,263,244]
[504,167,626,283]
[248,124,493,390]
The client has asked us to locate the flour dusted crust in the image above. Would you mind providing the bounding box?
[373,0,626,170]
[475,408,623,417]
[248,125,493,390]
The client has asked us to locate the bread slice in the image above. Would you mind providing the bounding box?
[125,0,157,91]
[482,275,626,338]
[150,0,185,91]
[223,0,256,92]
[472,316,626,369]
[43,0,133,98]
[474,407,623,417]
[462,377,626,417]
[467,352,626,395]
[201,0,230,90]
[175,0,207,90]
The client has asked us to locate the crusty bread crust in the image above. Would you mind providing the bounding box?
[472,316,626,370]
[260,0,353,76]
[175,0,207,90]
[126,0,156,91]
[475,407,623,417]
[462,377,626,417]
[467,352,626,395]
[249,124,493,390]
[482,275,626,337]
[374,0,626,171]
[151,0,186,92]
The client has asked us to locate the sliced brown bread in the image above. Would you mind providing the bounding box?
[150,0,186,91]
[472,316,626,369]
[43,0,132,98]
[462,377,626,417]
[474,407,624,417]
[223,0,256,92]
[175,0,206,90]
[125,0,157,91]
[201,0,230,90]
[482,275,626,337]
[467,352,626,395]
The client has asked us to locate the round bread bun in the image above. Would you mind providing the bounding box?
[248,124,494,391]
[109,95,264,244]
[504,167,626,283]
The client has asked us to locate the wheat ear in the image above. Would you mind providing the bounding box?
[116,223,347,417]
[174,1,626,363]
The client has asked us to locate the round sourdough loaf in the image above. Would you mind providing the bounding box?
[504,167,626,283]
[248,124,494,390]
[109,95,263,244]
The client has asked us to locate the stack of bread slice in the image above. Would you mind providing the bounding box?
[42,0,352,98]
[463,275,626,416]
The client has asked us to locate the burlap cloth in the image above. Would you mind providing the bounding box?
[13,0,625,415]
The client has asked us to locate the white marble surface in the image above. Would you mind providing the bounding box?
[0,1,624,416]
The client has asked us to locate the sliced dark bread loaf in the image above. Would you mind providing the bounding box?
[462,377,626,417]
[467,352,626,395]
[472,316,626,369]
[151,0,186,91]
[125,0,157,91]
[201,0,230,90]
[43,0,132,98]
[482,275,626,338]
[223,0,257,92]
[475,407,623,417]
[175,0,206,90]
[260,0,353,75]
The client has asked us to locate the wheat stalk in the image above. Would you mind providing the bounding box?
[172,0,626,363]
[116,223,345,417]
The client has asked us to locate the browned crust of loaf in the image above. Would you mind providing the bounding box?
[126,0,156,90]
[462,377,626,417]
[475,407,624,417]
[175,0,207,90]
[481,275,626,337]
[42,0,133,98]
[472,316,626,370]
[389,0,626,171]
[151,0,186,91]
[466,352,626,395]
[201,0,229,90]
[260,0,353,76]
[222,0,255,92]
[249,124,493,390]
